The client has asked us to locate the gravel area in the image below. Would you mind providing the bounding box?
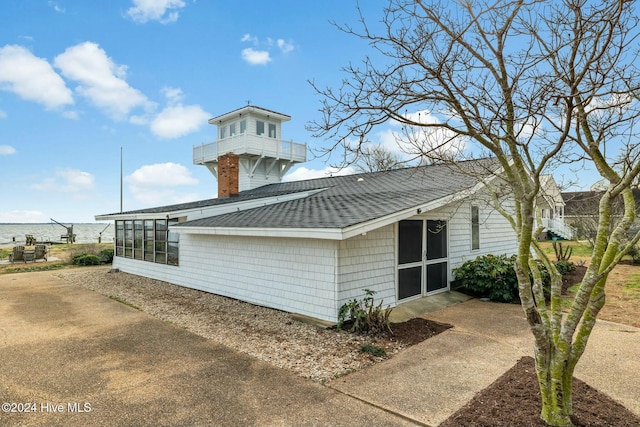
[57,267,408,383]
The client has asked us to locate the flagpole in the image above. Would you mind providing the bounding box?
[120,146,123,213]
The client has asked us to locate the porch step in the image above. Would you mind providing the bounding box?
[390,291,473,323]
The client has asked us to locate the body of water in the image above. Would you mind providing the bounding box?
[0,223,115,246]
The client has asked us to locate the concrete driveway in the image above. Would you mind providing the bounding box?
[0,271,416,427]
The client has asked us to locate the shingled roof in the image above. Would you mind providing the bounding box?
[97,158,501,236]
[177,158,499,230]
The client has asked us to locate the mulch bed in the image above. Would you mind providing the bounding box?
[440,356,640,427]
[389,317,453,345]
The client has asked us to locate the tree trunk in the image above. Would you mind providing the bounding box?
[536,350,574,427]
[515,208,577,427]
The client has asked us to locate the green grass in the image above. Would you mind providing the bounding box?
[537,240,593,258]
[623,274,640,297]
[2,263,68,274]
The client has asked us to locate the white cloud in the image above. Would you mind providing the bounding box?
[0,210,47,223]
[0,45,74,110]
[126,162,199,205]
[277,39,294,54]
[32,168,95,193]
[0,110,6,118]
[126,0,186,24]
[241,48,271,65]
[241,33,258,44]
[0,145,16,155]
[129,188,201,205]
[54,42,153,120]
[149,87,210,138]
[283,166,355,182]
[161,86,184,103]
[48,1,65,13]
[151,104,210,138]
[384,109,467,160]
[126,162,198,187]
[240,34,295,65]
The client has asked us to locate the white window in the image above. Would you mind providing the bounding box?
[471,205,480,250]
[220,126,226,139]
[240,119,247,133]
[257,120,265,136]
[230,122,236,136]
[268,123,276,138]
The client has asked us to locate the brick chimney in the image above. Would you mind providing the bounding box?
[217,152,239,198]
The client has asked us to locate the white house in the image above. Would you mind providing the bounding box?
[538,175,576,240]
[96,105,529,323]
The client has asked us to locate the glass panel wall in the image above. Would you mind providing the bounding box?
[114,218,179,266]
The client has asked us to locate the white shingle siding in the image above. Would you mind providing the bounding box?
[440,198,518,271]
[336,225,396,310]
[113,234,339,322]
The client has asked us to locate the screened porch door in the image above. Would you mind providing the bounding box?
[397,219,449,300]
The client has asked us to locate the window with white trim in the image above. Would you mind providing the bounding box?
[471,205,480,250]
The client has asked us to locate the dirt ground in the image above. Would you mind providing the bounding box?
[596,261,640,328]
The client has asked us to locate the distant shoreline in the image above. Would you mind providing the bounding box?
[0,223,115,246]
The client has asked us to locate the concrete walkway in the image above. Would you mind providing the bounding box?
[334,298,640,426]
[1,271,638,426]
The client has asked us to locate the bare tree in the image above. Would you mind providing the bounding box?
[353,144,403,172]
[308,1,640,425]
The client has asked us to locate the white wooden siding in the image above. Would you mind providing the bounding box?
[436,198,518,271]
[336,225,396,310]
[113,234,339,322]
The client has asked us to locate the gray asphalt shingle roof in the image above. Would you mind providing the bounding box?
[100,158,499,230]
[173,158,499,230]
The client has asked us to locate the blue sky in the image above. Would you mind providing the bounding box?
[0,1,599,223]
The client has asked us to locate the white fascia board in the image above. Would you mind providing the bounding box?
[173,226,344,240]
[94,189,326,222]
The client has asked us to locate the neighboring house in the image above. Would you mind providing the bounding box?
[562,189,640,240]
[96,105,532,323]
[537,175,575,240]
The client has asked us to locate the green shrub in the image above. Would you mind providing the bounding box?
[98,248,114,264]
[338,289,393,336]
[72,254,102,266]
[454,254,519,303]
[554,260,576,275]
[454,254,573,303]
